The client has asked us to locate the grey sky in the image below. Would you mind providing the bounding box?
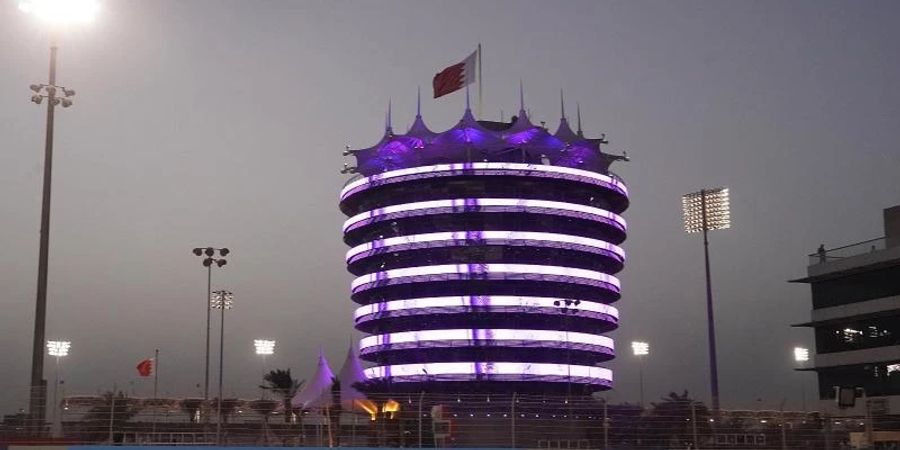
[1,0,899,412]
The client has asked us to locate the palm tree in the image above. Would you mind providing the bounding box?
[260,369,304,424]
[647,391,711,449]
[81,391,141,443]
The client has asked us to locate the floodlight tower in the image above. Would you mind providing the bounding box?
[20,0,98,428]
[46,340,70,429]
[682,187,730,414]
[192,247,230,402]
[793,347,810,411]
[254,339,275,373]
[631,341,649,408]
[211,290,234,445]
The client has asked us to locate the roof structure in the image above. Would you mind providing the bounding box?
[348,97,627,177]
[290,350,335,410]
[336,345,368,409]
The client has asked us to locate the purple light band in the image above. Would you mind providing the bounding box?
[364,362,613,385]
[350,263,621,294]
[354,296,619,321]
[340,162,629,202]
[342,198,627,234]
[346,231,625,265]
[359,329,615,353]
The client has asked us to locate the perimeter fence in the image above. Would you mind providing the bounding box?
[3,391,900,449]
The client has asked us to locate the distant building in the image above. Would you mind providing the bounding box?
[792,205,900,415]
[339,97,629,395]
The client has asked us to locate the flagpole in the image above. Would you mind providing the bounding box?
[477,43,483,119]
[153,349,159,399]
[152,349,159,440]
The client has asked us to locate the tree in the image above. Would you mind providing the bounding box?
[260,369,304,424]
[646,391,711,449]
[81,391,141,443]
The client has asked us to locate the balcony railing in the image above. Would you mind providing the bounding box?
[808,237,887,266]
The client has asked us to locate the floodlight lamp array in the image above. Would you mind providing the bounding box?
[47,340,71,357]
[631,341,649,356]
[682,187,730,233]
[254,339,276,355]
[210,291,234,309]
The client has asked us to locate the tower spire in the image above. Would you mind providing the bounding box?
[576,102,583,137]
[386,98,392,133]
[465,84,471,111]
[519,79,525,114]
[560,89,566,120]
[416,86,421,117]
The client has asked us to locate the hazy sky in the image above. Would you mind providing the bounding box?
[2,0,899,413]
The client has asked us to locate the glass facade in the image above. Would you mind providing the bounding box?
[814,315,900,354]
[818,362,900,398]
[811,266,900,309]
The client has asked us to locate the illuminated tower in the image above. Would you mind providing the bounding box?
[339,94,629,394]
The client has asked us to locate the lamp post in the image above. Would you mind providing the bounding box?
[46,340,70,435]
[682,187,730,416]
[192,247,229,404]
[631,341,649,408]
[20,0,98,430]
[793,347,810,411]
[211,290,234,445]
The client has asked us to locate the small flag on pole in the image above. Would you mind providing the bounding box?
[433,50,477,99]
[136,358,153,377]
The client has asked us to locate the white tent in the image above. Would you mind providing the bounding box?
[291,350,335,409]
[337,345,369,410]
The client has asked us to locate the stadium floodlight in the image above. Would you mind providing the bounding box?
[19,0,99,25]
[210,290,234,445]
[254,339,276,356]
[23,0,96,425]
[46,340,70,357]
[46,340,70,432]
[631,341,649,357]
[794,347,809,363]
[682,186,731,417]
[631,341,649,408]
[682,187,730,233]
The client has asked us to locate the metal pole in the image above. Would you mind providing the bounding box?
[108,392,115,443]
[602,399,609,450]
[691,402,699,450]
[29,39,58,431]
[639,357,645,409]
[511,392,517,448]
[153,348,159,399]
[780,409,787,450]
[477,43,482,119]
[204,265,211,402]
[153,349,159,438]
[418,391,424,448]
[701,190,721,416]
[216,303,225,444]
[52,356,59,433]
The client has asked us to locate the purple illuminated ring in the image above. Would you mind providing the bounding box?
[359,328,615,354]
[354,295,618,322]
[350,264,621,294]
[340,162,629,202]
[346,231,625,266]
[363,362,613,385]
[342,198,627,234]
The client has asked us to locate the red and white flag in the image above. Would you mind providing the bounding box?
[432,50,477,99]
[136,358,153,377]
